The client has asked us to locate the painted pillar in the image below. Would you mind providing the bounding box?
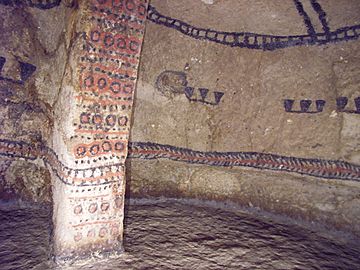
[51,0,148,261]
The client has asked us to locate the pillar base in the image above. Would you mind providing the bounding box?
[54,246,124,265]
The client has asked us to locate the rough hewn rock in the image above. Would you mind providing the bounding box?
[128,0,360,235]
[0,0,149,262]
[1,0,360,257]
[0,1,73,202]
[3,160,52,202]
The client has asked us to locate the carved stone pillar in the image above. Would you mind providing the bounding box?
[52,0,148,261]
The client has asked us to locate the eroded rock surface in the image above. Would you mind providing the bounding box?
[0,0,148,261]
[0,1,73,202]
[1,0,360,250]
[128,0,360,235]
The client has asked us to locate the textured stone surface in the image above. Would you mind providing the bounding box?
[0,1,72,201]
[128,0,360,234]
[0,0,148,262]
[127,159,360,236]
[49,0,148,261]
[3,160,51,203]
[1,0,360,252]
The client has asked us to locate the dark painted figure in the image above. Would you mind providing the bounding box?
[156,70,224,106]
[336,97,360,114]
[0,56,37,85]
[285,98,360,114]
[284,99,326,114]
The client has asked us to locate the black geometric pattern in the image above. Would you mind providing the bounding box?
[147,1,360,51]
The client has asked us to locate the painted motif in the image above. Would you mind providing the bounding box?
[147,0,360,51]
[0,56,36,85]
[1,139,360,183]
[56,0,149,256]
[284,97,360,114]
[156,70,225,105]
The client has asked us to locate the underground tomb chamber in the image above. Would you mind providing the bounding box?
[0,0,360,268]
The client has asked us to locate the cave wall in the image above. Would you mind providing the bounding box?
[1,0,360,251]
[127,0,360,235]
[0,0,73,202]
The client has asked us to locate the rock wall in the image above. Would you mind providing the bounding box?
[127,0,360,235]
[1,0,360,257]
[0,0,73,202]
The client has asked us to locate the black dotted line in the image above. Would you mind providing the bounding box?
[70,185,114,194]
[77,216,119,224]
[74,155,126,165]
[90,16,145,35]
[70,135,125,141]
[83,46,140,60]
[79,90,133,101]
[90,66,137,81]
[91,5,145,25]
[70,184,119,194]
[0,139,126,186]
[76,103,132,111]
[75,124,130,132]
[2,138,360,183]
[80,55,137,70]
